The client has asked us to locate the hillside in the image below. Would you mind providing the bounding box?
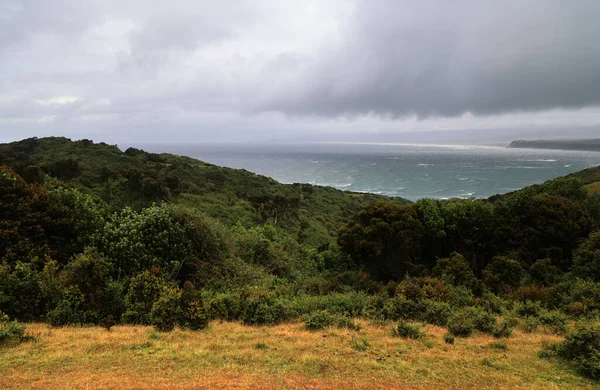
[3,136,600,386]
[509,139,600,152]
[0,137,405,247]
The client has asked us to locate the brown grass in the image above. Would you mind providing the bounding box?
[0,321,594,389]
[585,181,600,195]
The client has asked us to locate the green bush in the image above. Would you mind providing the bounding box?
[242,291,288,325]
[540,321,600,380]
[303,310,336,330]
[394,319,424,340]
[512,300,543,318]
[443,333,455,345]
[206,292,242,321]
[149,287,183,332]
[422,300,452,327]
[492,319,515,338]
[447,310,475,337]
[0,311,26,346]
[538,309,568,335]
[122,269,168,325]
[383,296,427,321]
[179,282,208,331]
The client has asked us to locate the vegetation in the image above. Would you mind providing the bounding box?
[3,136,600,386]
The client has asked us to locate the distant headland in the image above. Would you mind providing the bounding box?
[508,139,600,152]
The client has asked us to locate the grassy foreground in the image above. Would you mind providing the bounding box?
[0,322,594,389]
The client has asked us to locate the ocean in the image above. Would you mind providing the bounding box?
[139,142,600,201]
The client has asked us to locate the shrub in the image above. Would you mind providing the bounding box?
[477,292,506,315]
[470,307,497,333]
[242,291,288,325]
[303,310,336,330]
[0,312,26,346]
[443,333,455,345]
[540,321,600,380]
[538,309,568,335]
[336,315,361,331]
[447,310,475,337]
[394,320,424,340]
[492,319,515,338]
[122,270,168,325]
[149,287,182,332]
[206,292,242,321]
[512,300,543,318]
[522,316,539,333]
[179,282,208,331]
[423,301,452,327]
[383,296,427,321]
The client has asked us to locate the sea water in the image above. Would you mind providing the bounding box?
[143,142,600,201]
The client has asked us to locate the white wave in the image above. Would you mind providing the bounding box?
[458,177,469,181]
[417,163,433,166]
[334,183,353,188]
[523,159,557,162]
[564,164,572,167]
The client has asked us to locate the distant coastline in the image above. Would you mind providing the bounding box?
[509,139,600,152]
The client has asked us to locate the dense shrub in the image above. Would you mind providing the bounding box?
[150,287,183,332]
[0,311,26,346]
[540,321,600,380]
[178,282,208,330]
[394,320,424,340]
[206,292,242,321]
[122,269,168,325]
[383,296,427,321]
[242,291,288,325]
[303,310,336,330]
[512,300,543,318]
[492,319,514,338]
[447,310,475,337]
[422,301,452,327]
[538,309,568,335]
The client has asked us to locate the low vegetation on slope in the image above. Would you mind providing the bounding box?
[2,137,600,385]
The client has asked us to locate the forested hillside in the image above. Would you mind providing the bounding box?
[3,137,600,382]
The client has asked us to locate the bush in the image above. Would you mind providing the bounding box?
[394,319,424,340]
[512,300,543,318]
[492,319,514,338]
[149,287,182,332]
[447,310,475,337]
[443,333,455,345]
[303,310,336,330]
[383,296,427,321]
[206,292,242,321]
[122,269,168,325]
[538,309,568,335]
[179,282,208,331]
[0,312,26,346]
[242,291,288,325]
[540,321,600,380]
[423,300,452,327]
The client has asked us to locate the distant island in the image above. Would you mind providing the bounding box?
[509,138,600,152]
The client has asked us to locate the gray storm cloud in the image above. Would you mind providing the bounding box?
[1,0,600,143]
[256,0,600,118]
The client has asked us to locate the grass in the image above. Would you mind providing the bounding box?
[0,321,595,389]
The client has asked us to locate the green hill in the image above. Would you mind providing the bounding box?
[0,137,407,247]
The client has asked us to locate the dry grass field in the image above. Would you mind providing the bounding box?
[0,321,594,389]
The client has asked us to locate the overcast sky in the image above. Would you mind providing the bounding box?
[1,0,600,144]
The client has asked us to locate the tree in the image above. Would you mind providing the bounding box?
[338,202,424,281]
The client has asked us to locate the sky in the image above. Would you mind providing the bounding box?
[1,0,600,144]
